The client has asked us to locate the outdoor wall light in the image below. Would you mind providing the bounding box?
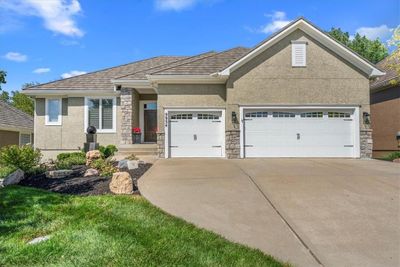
[363,112,370,125]
[232,111,238,124]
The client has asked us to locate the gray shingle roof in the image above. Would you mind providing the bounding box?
[25,56,189,91]
[116,51,218,79]
[370,53,399,90]
[151,47,250,75]
[24,47,250,92]
[0,100,33,131]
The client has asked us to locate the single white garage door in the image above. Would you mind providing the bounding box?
[168,111,224,157]
[243,109,356,157]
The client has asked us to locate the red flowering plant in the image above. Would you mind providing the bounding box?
[132,127,141,134]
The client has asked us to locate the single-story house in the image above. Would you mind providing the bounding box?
[370,54,400,158]
[0,100,34,148]
[23,18,384,160]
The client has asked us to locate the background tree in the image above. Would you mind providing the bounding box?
[0,70,10,103]
[0,74,36,116]
[385,26,399,85]
[328,28,388,63]
[10,82,38,116]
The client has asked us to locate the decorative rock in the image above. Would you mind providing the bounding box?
[117,160,138,171]
[86,150,101,166]
[393,158,400,163]
[3,169,25,186]
[27,235,51,245]
[46,170,74,179]
[109,172,133,194]
[0,179,4,187]
[84,168,100,177]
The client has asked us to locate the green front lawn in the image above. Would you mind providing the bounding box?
[0,186,286,267]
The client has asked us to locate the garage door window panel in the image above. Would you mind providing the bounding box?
[328,112,351,118]
[300,112,323,118]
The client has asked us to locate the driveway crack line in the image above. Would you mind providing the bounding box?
[236,165,324,267]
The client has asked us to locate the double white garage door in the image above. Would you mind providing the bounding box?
[243,109,357,157]
[166,108,358,158]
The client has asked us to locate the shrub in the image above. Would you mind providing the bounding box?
[0,145,42,172]
[90,158,117,177]
[56,155,86,170]
[0,166,16,178]
[385,151,400,161]
[99,145,118,159]
[125,153,139,161]
[57,151,86,161]
[25,166,47,177]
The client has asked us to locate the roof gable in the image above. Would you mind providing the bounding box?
[218,18,384,78]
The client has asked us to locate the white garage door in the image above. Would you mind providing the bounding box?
[168,111,224,157]
[243,109,356,157]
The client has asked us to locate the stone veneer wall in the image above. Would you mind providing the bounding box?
[225,130,240,159]
[360,129,373,158]
[120,88,133,144]
[157,132,165,158]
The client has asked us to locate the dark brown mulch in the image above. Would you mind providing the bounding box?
[19,163,153,196]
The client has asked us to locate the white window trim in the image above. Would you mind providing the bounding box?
[239,105,360,158]
[164,108,226,159]
[19,132,32,146]
[84,96,117,133]
[45,98,62,126]
[291,41,307,67]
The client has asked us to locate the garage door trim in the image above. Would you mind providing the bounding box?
[239,105,360,158]
[164,108,226,158]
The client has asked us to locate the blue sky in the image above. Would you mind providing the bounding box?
[0,0,399,92]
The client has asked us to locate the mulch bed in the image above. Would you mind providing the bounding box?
[19,163,153,196]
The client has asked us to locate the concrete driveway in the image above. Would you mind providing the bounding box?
[138,158,400,267]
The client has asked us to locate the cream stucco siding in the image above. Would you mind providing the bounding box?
[35,97,121,159]
[157,84,226,130]
[226,30,370,130]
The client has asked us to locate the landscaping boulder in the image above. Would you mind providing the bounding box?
[393,158,400,163]
[46,170,74,179]
[117,160,138,171]
[3,169,25,186]
[86,150,101,166]
[109,172,133,194]
[84,168,100,177]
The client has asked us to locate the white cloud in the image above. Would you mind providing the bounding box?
[1,0,84,37]
[61,70,86,79]
[33,67,50,74]
[3,51,27,62]
[155,0,197,11]
[260,11,292,34]
[356,25,394,41]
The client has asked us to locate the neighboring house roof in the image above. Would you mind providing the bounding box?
[0,100,33,132]
[218,17,384,78]
[370,53,400,91]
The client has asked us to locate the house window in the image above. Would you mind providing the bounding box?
[20,133,31,146]
[85,97,116,132]
[272,112,295,118]
[291,41,307,67]
[45,98,62,125]
[171,114,193,120]
[300,112,323,118]
[328,112,351,118]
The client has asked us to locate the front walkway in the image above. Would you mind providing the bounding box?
[138,158,400,267]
